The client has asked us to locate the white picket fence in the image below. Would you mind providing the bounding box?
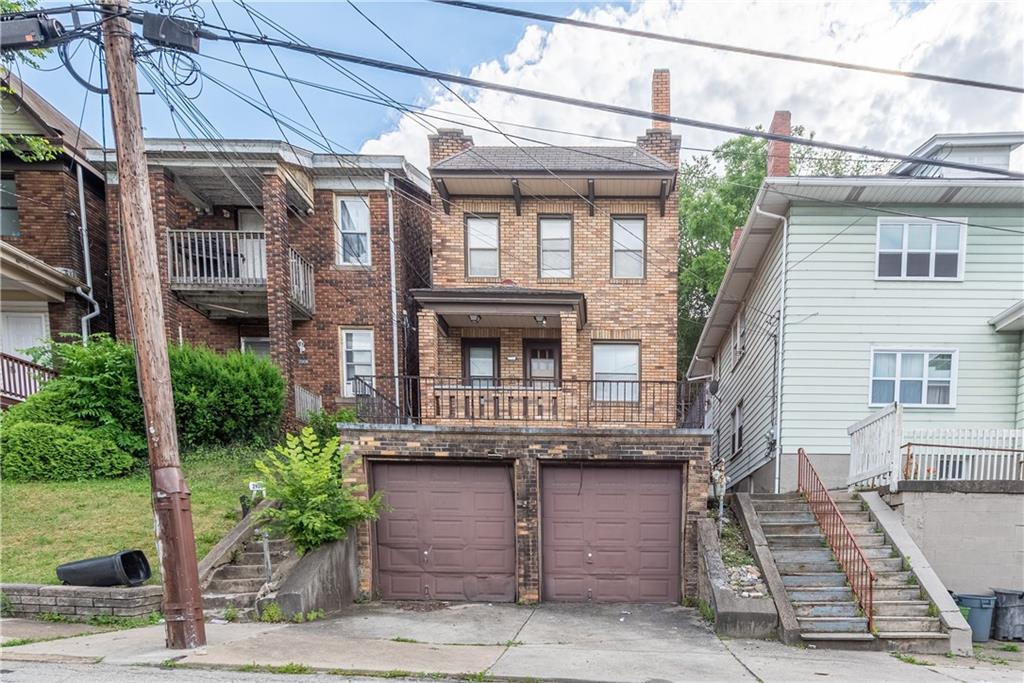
[848,404,1024,491]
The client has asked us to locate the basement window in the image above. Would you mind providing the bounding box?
[876,218,965,280]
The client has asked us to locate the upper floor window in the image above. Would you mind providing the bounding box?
[336,196,371,266]
[466,216,499,278]
[1,176,20,237]
[731,402,744,455]
[870,349,956,407]
[731,305,746,366]
[538,216,572,278]
[341,328,375,397]
[876,218,965,280]
[592,342,639,402]
[611,217,645,278]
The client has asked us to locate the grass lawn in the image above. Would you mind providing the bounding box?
[0,446,263,585]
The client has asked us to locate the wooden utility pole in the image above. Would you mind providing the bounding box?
[99,0,206,649]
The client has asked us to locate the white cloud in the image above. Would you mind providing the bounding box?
[358,0,1024,172]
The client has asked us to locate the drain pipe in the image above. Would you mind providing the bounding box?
[755,206,788,494]
[75,163,101,344]
[385,172,401,405]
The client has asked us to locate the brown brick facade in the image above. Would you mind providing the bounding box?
[344,425,710,603]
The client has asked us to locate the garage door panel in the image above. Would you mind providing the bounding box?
[638,550,672,571]
[593,520,629,542]
[373,462,515,602]
[594,492,629,513]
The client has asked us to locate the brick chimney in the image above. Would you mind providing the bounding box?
[637,69,681,166]
[730,227,743,255]
[428,128,474,166]
[766,110,791,177]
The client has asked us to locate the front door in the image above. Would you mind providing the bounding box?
[237,208,266,282]
[525,340,560,387]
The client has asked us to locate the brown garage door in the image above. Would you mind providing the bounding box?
[542,466,682,602]
[373,462,515,602]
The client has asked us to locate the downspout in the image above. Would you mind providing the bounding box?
[755,206,788,494]
[385,171,400,406]
[75,163,101,344]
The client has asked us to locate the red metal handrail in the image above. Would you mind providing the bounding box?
[797,447,876,632]
[0,353,56,404]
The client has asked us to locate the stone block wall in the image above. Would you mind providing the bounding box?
[1,584,163,618]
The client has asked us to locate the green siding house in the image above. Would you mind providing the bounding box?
[688,121,1024,492]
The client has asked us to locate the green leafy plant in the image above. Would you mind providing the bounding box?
[0,592,12,617]
[256,428,383,555]
[697,599,715,624]
[891,652,928,666]
[0,421,134,481]
[223,605,239,623]
[998,644,1020,653]
[306,406,358,443]
[259,602,284,623]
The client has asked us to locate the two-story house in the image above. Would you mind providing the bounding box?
[85,140,431,421]
[1,72,113,404]
[688,113,1024,493]
[347,71,711,605]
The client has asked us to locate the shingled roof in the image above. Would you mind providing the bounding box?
[431,145,675,174]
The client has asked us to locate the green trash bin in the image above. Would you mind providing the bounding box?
[957,594,996,642]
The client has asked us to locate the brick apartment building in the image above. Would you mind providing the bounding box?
[0,72,113,381]
[347,71,711,605]
[85,140,431,420]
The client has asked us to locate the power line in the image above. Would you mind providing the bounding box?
[431,0,1024,95]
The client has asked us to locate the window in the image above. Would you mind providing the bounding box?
[341,329,374,397]
[1,176,20,237]
[538,216,572,278]
[731,403,744,455]
[240,337,271,358]
[336,197,371,266]
[876,219,965,280]
[592,342,639,401]
[462,339,499,387]
[611,217,645,278]
[524,340,560,387]
[731,306,746,365]
[870,349,956,407]
[466,216,499,277]
[0,309,49,360]
[237,208,264,232]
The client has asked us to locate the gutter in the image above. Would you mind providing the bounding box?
[385,171,401,406]
[75,163,101,343]
[754,205,787,495]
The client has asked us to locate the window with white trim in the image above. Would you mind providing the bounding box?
[611,217,645,278]
[870,350,955,406]
[876,219,964,279]
[730,402,743,455]
[1,176,20,237]
[539,216,572,278]
[336,197,371,266]
[466,216,499,277]
[730,306,746,366]
[341,329,375,397]
[592,342,639,402]
[240,336,271,358]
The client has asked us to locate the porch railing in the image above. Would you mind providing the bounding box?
[848,404,1024,490]
[353,375,706,428]
[289,247,315,314]
[1,353,56,404]
[798,447,876,633]
[168,229,267,287]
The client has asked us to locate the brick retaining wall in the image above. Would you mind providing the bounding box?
[1,584,163,618]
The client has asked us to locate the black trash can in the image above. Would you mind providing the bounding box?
[56,550,151,587]
[992,589,1024,641]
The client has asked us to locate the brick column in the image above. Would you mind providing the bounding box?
[263,171,294,424]
[417,309,439,421]
[683,453,711,599]
[514,456,540,603]
[559,312,579,380]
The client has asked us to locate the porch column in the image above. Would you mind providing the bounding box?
[263,171,294,424]
[560,311,579,380]
[417,309,439,422]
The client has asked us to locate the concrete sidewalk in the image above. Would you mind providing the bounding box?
[2,603,1022,682]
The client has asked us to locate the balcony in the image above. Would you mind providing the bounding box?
[353,376,706,430]
[167,229,314,319]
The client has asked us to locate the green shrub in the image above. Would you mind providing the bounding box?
[306,406,357,443]
[256,428,382,555]
[0,421,134,481]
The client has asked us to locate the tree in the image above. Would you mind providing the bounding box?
[677,126,875,374]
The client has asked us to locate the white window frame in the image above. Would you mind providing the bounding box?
[868,347,958,409]
[240,336,271,357]
[730,305,746,367]
[335,196,372,266]
[538,216,572,279]
[730,402,743,456]
[611,216,646,279]
[466,215,500,278]
[875,217,967,281]
[340,328,375,397]
[0,305,50,360]
[591,341,640,402]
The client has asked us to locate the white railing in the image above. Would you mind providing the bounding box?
[168,229,266,287]
[902,428,1024,482]
[847,403,903,490]
[294,384,322,423]
[289,247,315,314]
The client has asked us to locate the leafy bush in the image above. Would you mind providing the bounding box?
[6,335,285,461]
[255,428,382,555]
[0,421,134,481]
[306,406,357,443]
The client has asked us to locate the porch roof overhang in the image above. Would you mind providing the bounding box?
[0,241,83,302]
[412,287,587,331]
[989,300,1024,333]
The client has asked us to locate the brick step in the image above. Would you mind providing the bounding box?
[205,577,266,594]
[202,592,260,609]
[213,564,268,580]
[872,601,931,617]
[872,616,942,633]
[793,601,861,618]
[798,616,870,634]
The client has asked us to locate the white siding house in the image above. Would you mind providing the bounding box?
[689,125,1024,492]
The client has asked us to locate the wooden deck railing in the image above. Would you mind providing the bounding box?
[798,447,876,633]
[288,247,315,314]
[168,229,267,287]
[1,353,56,404]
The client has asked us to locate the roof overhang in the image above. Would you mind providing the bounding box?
[891,132,1024,175]
[989,300,1024,333]
[431,172,675,201]
[0,241,83,302]
[687,176,1024,377]
[412,287,586,331]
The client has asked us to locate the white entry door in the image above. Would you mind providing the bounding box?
[237,209,266,282]
[1,311,50,359]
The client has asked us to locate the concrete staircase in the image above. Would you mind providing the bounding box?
[752,492,949,652]
[203,536,294,621]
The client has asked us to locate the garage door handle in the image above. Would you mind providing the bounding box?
[586,551,593,564]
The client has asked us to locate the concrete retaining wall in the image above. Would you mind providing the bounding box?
[1,584,162,618]
[257,533,358,619]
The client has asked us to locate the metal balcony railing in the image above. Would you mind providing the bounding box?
[168,229,267,287]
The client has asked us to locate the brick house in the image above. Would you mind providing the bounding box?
[0,72,113,367]
[347,71,711,605]
[85,140,431,420]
